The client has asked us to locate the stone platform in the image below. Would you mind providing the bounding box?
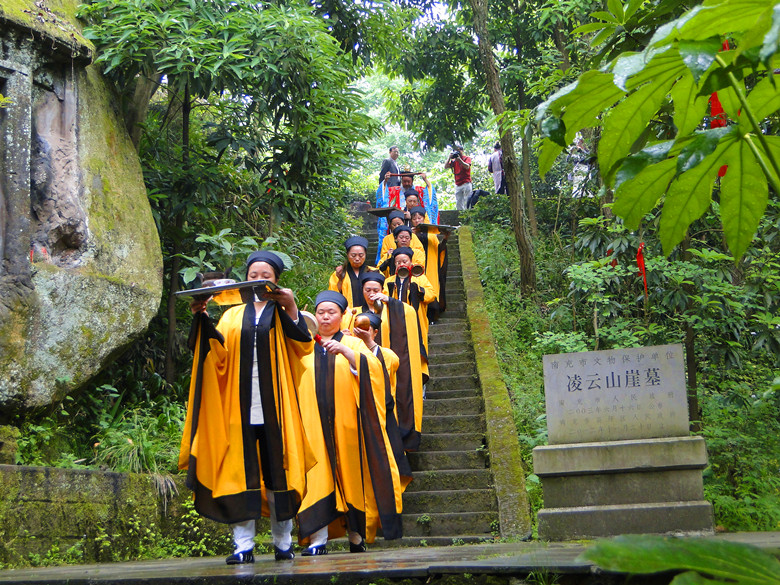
[0,534,778,585]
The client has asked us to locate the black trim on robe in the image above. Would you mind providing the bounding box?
[356,352,400,539]
[385,298,421,452]
[186,303,308,525]
[375,350,413,480]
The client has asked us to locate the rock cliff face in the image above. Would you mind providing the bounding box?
[0,1,163,419]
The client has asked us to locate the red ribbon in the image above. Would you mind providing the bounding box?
[710,40,730,177]
[637,243,648,298]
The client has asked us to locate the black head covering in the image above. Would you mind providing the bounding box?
[359,312,382,330]
[387,210,405,223]
[392,246,414,259]
[315,290,348,313]
[393,225,412,237]
[409,206,426,217]
[344,235,369,252]
[245,250,285,279]
[360,271,385,286]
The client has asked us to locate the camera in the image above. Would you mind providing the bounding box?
[450,151,460,159]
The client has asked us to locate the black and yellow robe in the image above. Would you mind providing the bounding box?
[328,263,378,309]
[297,334,403,544]
[413,226,448,316]
[179,303,314,524]
[345,298,425,453]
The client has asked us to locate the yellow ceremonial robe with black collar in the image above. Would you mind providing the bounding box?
[377,233,426,276]
[349,298,425,453]
[297,334,403,544]
[413,226,448,315]
[384,273,436,364]
[179,303,314,524]
[328,263,378,309]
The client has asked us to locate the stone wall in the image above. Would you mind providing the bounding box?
[0,1,163,418]
[0,465,240,567]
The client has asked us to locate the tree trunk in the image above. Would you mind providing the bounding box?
[164,83,192,384]
[468,0,536,294]
[123,75,162,151]
[553,22,571,72]
[522,126,538,237]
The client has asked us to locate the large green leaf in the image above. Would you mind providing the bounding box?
[679,37,722,83]
[746,74,780,120]
[671,74,710,136]
[614,45,686,91]
[763,135,780,185]
[720,135,769,259]
[661,130,740,253]
[677,126,734,174]
[580,535,780,584]
[538,138,565,179]
[559,72,625,143]
[599,78,676,182]
[759,4,780,64]
[678,0,775,41]
[615,140,675,187]
[613,157,677,229]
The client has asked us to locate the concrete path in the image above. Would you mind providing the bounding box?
[0,533,778,584]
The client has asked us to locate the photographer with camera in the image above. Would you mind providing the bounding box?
[443,145,472,211]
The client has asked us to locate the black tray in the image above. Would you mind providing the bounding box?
[175,280,279,305]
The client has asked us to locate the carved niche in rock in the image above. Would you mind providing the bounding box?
[0,2,163,420]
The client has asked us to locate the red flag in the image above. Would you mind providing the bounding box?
[637,243,648,298]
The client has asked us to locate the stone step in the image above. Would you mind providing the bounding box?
[429,361,476,378]
[403,489,497,514]
[425,387,480,400]
[425,374,478,392]
[407,450,488,471]
[407,469,494,492]
[427,340,472,354]
[428,351,475,366]
[420,432,484,452]
[423,396,483,416]
[402,511,497,537]
[428,328,471,342]
[423,414,485,434]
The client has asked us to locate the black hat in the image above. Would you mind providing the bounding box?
[360,271,385,286]
[315,290,348,312]
[409,206,426,217]
[245,250,284,279]
[344,235,369,252]
[392,246,414,259]
[387,210,405,223]
[359,312,382,330]
[393,225,412,237]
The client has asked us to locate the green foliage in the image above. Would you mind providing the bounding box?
[0,93,11,108]
[581,535,780,584]
[537,0,780,259]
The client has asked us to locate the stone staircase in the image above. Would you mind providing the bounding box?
[360,209,500,544]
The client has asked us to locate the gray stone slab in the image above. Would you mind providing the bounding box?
[543,344,689,443]
[538,500,714,540]
[533,436,708,476]
[542,468,705,507]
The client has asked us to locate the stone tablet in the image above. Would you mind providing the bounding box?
[543,344,688,444]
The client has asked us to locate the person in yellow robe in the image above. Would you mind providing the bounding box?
[352,311,413,541]
[384,247,436,375]
[409,205,450,319]
[180,250,314,564]
[378,224,425,277]
[328,235,377,309]
[297,291,403,555]
[343,272,425,452]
